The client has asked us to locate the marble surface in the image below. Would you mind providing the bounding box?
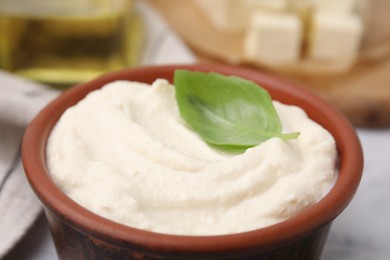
[3,128,390,260]
[322,128,390,260]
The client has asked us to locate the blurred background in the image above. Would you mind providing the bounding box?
[148,0,390,128]
[1,0,389,127]
[1,0,389,259]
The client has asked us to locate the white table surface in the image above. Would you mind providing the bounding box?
[3,129,390,260]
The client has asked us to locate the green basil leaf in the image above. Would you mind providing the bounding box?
[174,70,299,152]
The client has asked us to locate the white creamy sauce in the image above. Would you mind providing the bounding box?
[46,79,337,235]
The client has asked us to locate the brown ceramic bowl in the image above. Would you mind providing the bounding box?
[22,64,363,259]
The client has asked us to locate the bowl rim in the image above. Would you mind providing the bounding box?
[22,64,363,254]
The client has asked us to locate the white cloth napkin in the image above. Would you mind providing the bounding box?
[0,74,58,258]
[0,1,195,257]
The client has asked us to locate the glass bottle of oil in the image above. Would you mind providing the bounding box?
[0,0,143,88]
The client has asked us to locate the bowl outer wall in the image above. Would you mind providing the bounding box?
[22,64,364,255]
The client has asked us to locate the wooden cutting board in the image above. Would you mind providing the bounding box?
[148,0,390,127]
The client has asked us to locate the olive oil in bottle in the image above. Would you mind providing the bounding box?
[0,0,143,87]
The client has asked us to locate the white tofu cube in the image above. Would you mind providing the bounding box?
[244,12,302,65]
[288,0,359,24]
[308,11,363,62]
[194,0,248,33]
[246,0,289,12]
[310,0,357,14]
